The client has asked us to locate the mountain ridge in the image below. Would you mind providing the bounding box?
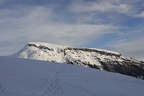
[12,42,144,79]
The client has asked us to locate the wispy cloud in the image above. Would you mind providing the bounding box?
[70,0,144,18]
[134,11,144,18]
[70,0,130,14]
[104,23,144,60]
[107,37,144,61]
[0,5,119,55]
[0,0,144,60]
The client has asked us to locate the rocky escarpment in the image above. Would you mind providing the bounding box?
[64,47,144,79]
[12,42,144,79]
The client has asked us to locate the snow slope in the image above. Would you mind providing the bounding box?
[12,42,122,64]
[0,56,144,96]
[12,42,68,63]
[12,42,144,79]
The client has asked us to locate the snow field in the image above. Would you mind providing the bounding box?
[0,56,144,96]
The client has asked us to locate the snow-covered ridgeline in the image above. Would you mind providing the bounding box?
[12,42,144,79]
[28,42,122,57]
[65,47,121,57]
[13,42,67,63]
[12,42,124,67]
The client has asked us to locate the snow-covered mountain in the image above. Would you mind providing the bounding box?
[12,42,144,79]
[0,56,144,96]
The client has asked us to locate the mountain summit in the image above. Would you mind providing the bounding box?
[12,42,144,79]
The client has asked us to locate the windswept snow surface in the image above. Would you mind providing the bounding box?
[0,56,144,96]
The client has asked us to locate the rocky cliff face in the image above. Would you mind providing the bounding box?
[12,42,144,79]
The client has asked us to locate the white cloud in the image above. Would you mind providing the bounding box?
[70,0,144,19]
[0,0,143,59]
[107,37,144,61]
[0,6,119,55]
[134,11,144,18]
[70,0,131,14]
[69,0,133,24]
[27,23,118,46]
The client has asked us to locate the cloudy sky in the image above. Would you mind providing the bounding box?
[0,0,144,60]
